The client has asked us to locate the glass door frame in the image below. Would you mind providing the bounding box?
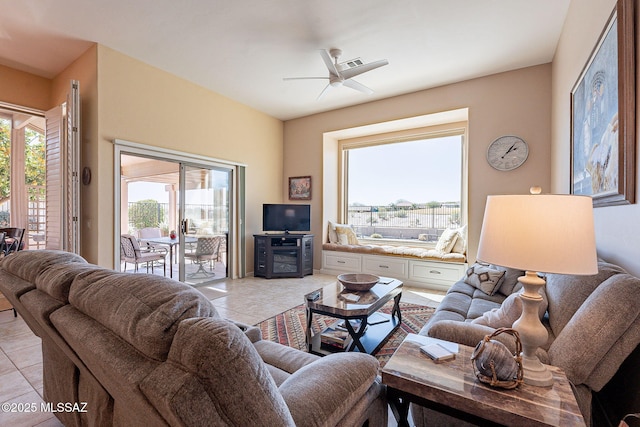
[178,162,232,283]
[114,139,246,280]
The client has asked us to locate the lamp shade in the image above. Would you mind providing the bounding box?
[477,194,598,275]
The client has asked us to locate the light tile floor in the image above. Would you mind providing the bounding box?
[0,272,444,426]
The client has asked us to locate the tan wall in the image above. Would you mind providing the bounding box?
[95,46,283,268]
[0,64,51,110]
[0,45,283,271]
[552,0,640,277]
[284,64,552,267]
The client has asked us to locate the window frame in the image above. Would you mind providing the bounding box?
[338,121,468,246]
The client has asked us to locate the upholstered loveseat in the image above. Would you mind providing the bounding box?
[0,250,387,426]
[412,260,640,426]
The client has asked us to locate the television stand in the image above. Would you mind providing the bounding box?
[254,234,314,278]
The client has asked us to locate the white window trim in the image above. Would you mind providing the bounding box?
[322,108,469,246]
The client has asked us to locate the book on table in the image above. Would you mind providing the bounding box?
[320,322,354,350]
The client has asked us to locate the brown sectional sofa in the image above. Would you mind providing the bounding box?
[0,250,387,426]
[412,260,640,426]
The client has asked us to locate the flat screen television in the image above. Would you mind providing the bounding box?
[263,204,311,233]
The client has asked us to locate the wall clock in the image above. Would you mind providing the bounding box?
[486,135,529,171]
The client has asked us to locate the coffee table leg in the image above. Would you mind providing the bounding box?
[344,315,368,353]
[392,292,402,324]
[306,306,313,353]
[387,387,411,427]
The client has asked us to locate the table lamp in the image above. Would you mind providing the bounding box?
[476,188,598,387]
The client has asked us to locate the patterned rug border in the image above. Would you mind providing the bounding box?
[257,301,435,367]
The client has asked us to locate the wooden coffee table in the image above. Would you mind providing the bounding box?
[382,335,585,427]
[304,277,402,355]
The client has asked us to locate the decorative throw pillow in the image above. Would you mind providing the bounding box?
[435,228,458,253]
[490,264,526,295]
[464,263,506,296]
[471,286,549,328]
[334,225,359,245]
[328,221,352,244]
[327,221,339,243]
[451,225,467,254]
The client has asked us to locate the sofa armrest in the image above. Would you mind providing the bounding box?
[427,320,550,363]
[279,352,381,427]
[228,319,262,342]
[427,320,497,348]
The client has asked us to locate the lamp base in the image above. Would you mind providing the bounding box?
[513,271,554,388]
[521,355,554,387]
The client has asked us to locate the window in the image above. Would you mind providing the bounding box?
[340,127,465,245]
[0,108,47,249]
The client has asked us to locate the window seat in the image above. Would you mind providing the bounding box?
[321,243,467,291]
[322,242,466,263]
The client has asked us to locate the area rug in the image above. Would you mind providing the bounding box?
[257,301,435,367]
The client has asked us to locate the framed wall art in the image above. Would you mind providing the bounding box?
[570,0,635,207]
[289,176,311,200]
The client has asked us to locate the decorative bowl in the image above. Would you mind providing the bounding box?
[337,273,380,291]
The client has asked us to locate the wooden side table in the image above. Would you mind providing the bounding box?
[382,335,585,426]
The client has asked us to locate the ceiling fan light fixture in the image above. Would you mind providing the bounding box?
[284,48,388,99]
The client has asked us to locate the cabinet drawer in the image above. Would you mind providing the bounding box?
[364,255,408,278]
[409,260,465,284]
[324,253,361,272]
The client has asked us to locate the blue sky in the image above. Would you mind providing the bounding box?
[126,137,462,206]
[347,135,462,205]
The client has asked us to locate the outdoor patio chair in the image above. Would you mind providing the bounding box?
[0,228,25,256]
[120,234,167,276]
[0,231,5,257]
[184,236,221,278]
[138,227,170,252]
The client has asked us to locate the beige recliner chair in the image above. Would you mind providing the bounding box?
[0,250,387,427]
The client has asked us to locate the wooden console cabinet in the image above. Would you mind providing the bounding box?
[254,234,314,278]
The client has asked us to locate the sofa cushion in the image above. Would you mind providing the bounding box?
[69,269,218,361]
[35,263,103,303]
[322,243,467,263]
[279,352,380,427]
[145,317,296,426]
[464,263,505,296]
[545,260,626,336]
[0,250,87,284]
[253,340,320,386]
[549,273,640,390]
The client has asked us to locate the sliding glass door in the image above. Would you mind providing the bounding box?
[117,146,238,284]
[179,164,231,284]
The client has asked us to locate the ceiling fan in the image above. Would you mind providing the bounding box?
[284,48,389,100]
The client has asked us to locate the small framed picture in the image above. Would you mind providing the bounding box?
[289,176,311,200]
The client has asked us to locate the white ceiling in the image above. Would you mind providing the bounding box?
[0,0,571,121]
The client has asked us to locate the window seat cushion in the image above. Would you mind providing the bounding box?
[322,243,466,263]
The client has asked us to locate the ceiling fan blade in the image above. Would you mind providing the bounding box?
[343,78,373,95]
[317,84,334,100]
[319,49,340,77]
[283,77,329,81]
[340,59,389,80]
